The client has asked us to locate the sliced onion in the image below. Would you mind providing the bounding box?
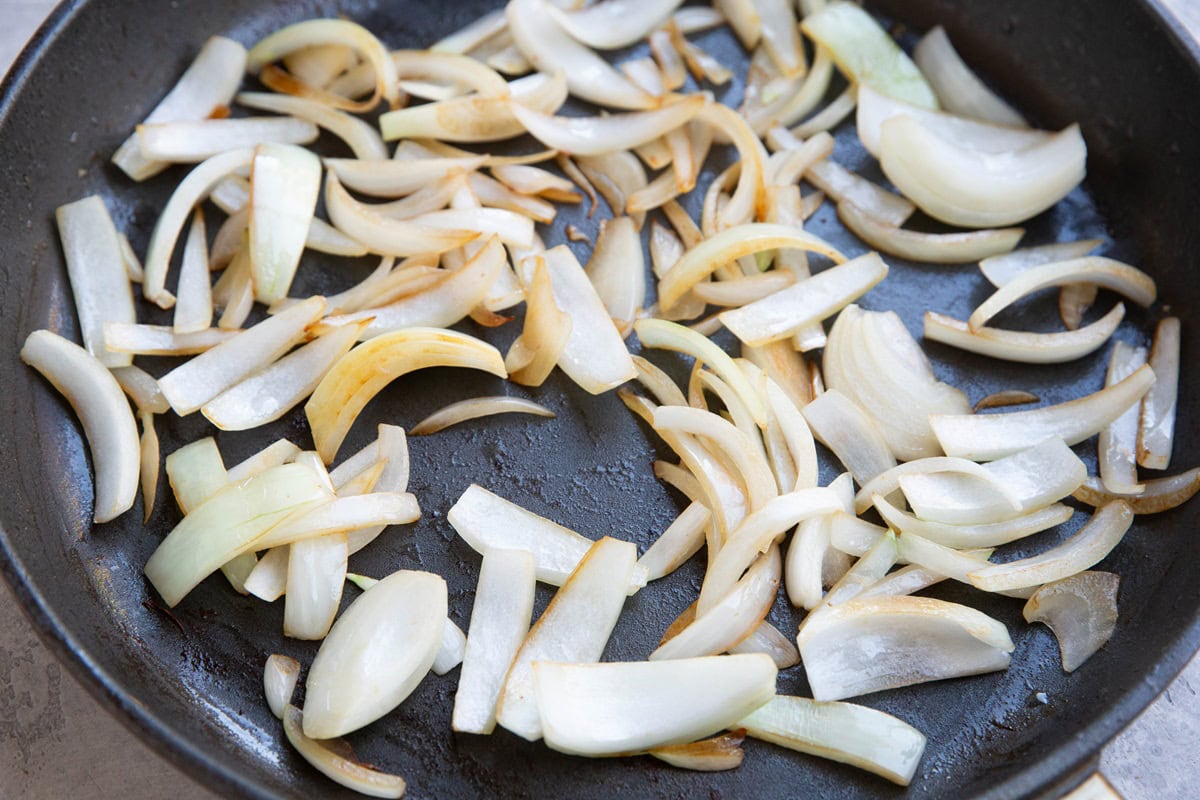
[743,46,834,135]
[325,157,484,198]
[431,620,468,676]
[55,197,136,367]
[506,257,572,387]
[667,23,734,86]
[511,94,705,158]
[546,0,685,49]
[897,532,1034,600]
[802,388,896,485]
[650,731,746,772]
[283,43,356,89]
[838,201,1024,264]
[923,305,1125,364]
[497,537,638,741]
[306,327,505,462]
[410,396,554,435]
[536,654,776,756]
[913,26,1026,127]
[585,217,645,332]
[931,365,1156,461]
[1073,470,1200,515]
[452,548,536,733]
[649,29,687,91]
[727,621,800,669]
[801,3,937,108]
[699,103,767,228]
[637,502,710,582]
[111,366,169,415]
[21,330,140,523]
[172,209,213,334]
[112,36,247,181]
[815,528,898,608]
[137,412,159,522]
[1023,571,1120,672]
[975,390,1041,411]
[255,492,421,551]
[805,159,914,227]
[324,172,480,257]
[136,117,318,163]
[228,439,303,484]
[506,0,657,110]
[250,143,321,304]
[244,546,289,602]
[283,533,348,640]
[105,324,239,356]
[738,695,926,786]
[283,706,406,799]
[716,0,762,48]
[577,150,650,224]
[854,457,1020,515]
[797,595,1014,701]
[720,253,886,347]
[264,654,300,719]
[1138,316,1180,470]
[791,86,857,139]
[875,494,1075,549]
[432,9,507,54]
[1098,341,1149,493]
[979,239,1105,288]
[302,569,446,738]
[236,92,387,160]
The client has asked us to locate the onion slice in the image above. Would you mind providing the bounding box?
[136,117,319,162]
[738,695,927,786]
[250,144,321,304]
[805,159,914,227]
[173,209,213,334]
[264,655,300,720]
[637,502,711,582]
[283,533,348,640]
[236,92,387,160]
[506,257,571,387]
[547,0,685,49]
[585,217,645,332]
[1138,316,1180,470]
[104,324,239,356]
[306,327,506,463]
[912,26,1026,127]
[282,706,406,799]
[452,548,536,734]
[837,201,1023,264]
[1023,571,1120,672]
[325,157,485,198]
[112,365,169,415]
[1073,470,1200,515]
[21,330,140,523]
[979,239,1105,287]
[923,305,1124,364]
[511,95,705,157]
[432,620,468,676]
[650,731,746,772]
[802,389,896,485]
[409,396,554,435]
[875,495,1075,549]
[1098,340,1148,493]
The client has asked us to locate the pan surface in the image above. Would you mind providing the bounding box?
[1,1,1199,798]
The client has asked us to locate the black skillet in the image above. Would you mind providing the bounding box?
[1,0,1199,798]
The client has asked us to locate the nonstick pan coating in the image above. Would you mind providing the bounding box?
[1,1,1199,798]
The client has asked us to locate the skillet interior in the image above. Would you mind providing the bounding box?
[1,1,1199,798]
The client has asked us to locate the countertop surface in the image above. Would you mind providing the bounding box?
[2,1,1199,798]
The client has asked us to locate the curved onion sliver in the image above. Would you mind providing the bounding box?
[805,159,914,227]
[547,0,684,49]
[874,494,1075,549]
[410,396,554,435]
[283,532,348,640]
[854,457,1019,515]
[797,595,1014,701]
[302,569,446,738]
[136,117,319,163]
[283,706,406,798]
[728,621,800,669]
[324,172,479,257]
[650,731,746,772]
[698,103,767,228]
[979,239,1105,287]
[506,258,571,387]
[253,492,421,551]
[21,331,140,523]
[838,201,1024,264]
[250,143,321,305]
[1023,571,1120,672]
[585,217,645,331]
[931,365,1156,461]
[897,533,1033,600]
[924,305,1124,364]
[111,365,169,415]
[507,0,657,110]
[264,654,300,719]
[236,92,386,160]
[324,157,485,197]
[1100,340,1149,494]
[638,502,709,582]
[912,26,1026,127]
[511,94,705,157]
[879,115,1086,228]
[535,654,777,756]
[968,501,1134,592]
[1073,469,1200,515]
[1139,316,1180,470]
[738,695,926,786]
[431,620,467,675]
[802,388,896,484]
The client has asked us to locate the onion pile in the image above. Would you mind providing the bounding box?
[20,1,1195,796]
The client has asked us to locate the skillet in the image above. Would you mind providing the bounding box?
[1,0,1199,798]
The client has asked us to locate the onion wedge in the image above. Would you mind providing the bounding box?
[55,197,136,367]
[244,546,289,602]
[511,95,706,157]
[306,327,506,463]
[283,706,406,799]
[798,595,1014,701]
[1023,571,1120,672]
[432,621,467,676]
[547,0,685,49]
[923,305,1124,364]
[728,622,800,669]
[1138,316,1180,470]
[497,537,637,741]
[738,695,926,786]
[506,0,657,110]
[536,655,776,756]
[452,548,536,734]
[21,330,140,523]
[650,731,746,772]
[1073,470,1200,515]
[249,143,321,305]
[967,501,1134,592]
[931,365,1156,461]
[174,209,213,334]
[913,26,1026,127]
[302,569,446,738]
[838,201,1023,263]
[410,396,554,435]
[136,117,319,163]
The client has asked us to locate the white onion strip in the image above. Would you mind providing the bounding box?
[875,495,1075,550]
[104,324,238,356]
[547,0,685,49]
[638,502,711,581]
[511,95,706,157]
[923,305,1125,364]
[913,26,1026,127]
[1098,341,1149,493]
[410,396,554,435]
[282,706,406,798]
[805,159,914,227]
[324,172,479,257]
[837,201,1023,264]
[1138,316,1180,470]
[1073,470,1200,515]
[136,117,319,163]
[237,92,387,160]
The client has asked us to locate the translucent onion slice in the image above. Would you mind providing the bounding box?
[379,72,569,143]
[104,324,238,357]
[491,164,579,201]
[172,209,213,334]
[511,94,705,158]
[975,390,1040,411]
[321,238,506,338]
[897,533,1033,600]
[324,173,479,257]
[797,595,1014,701]
[254,492,420,551]
[244,546,289,602]
[497,537,637,741]
[968,257,1155,332]
[410,396,554,435]
[875,495,1075,549]
[306,327,506,463]
[283,43,356,88]
[142,147,255,308]
[717,0,762,48]
[452,548,536,734]
[539,246,637,394]
[755,0,805,77]
[391,49,512,96]
[111,366,169,415]
[236,92,387,160]
[506,257,571,387]
[506,0,657,109]
[302,569,446,738]
[791,85,856,138]
[1098,340,1148,493]
[720,253,887,347]
[264,654,300,719]
[247,19,399,111]
[547,0,685,49]
[324,157,485,198]
[228,439,303,483]
[738,695,926,786]
[21,330,140,523]
[1138,316,1180,470]
[728,622,800,669]
[536,654,776,756]
[693,272,796,307]
[585,217,645,332]
[136,117,319,163]
[978,239,1104,288]
[912,26,1026,126]
[137,412,159,522]
[801,3,937,108]
[55,197,136,367]
[112,36,247,181]
[651,546,782,660]
[650,731,746,772]
[432,620,468,675]
[577,150,651,225]
[879,115,1086,228]
[1023,571,1120,672]
[667,24,734,86]
[923,305,1124,364]
[698,103,767,228]
[967,501,1134,592]
[802,389,896,485]
[283,706,406,799]
[743,47,834,135]
[837,201,1024,264]
[1073,470,1200,515]
[432,9,507,53]
[145,463,330,606]
[853,457,1020,515]
[815,528,898,608]
[786,515,833,609]
[158,296,325,416]
[283,533,347,640]
[805,159,914,227]
[249,143,321,305]
[638,506,709,581]
[930,365,1156,461]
